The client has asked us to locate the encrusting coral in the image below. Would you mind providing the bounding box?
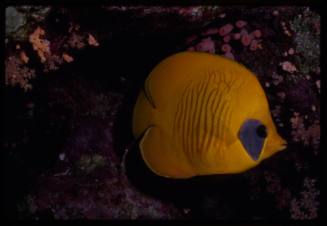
[29,26,50,63]
[5,55,35,91]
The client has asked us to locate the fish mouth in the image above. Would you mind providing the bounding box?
[279,142,288,151]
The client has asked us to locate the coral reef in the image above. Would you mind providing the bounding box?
[290,177,320,219]
[5,7,27,40]
[29,26,51,63]
[290,9,320,75]
[5,55,35,91]
[186,16,265,60]
[5,6,51,42]
[16,80,180,219]
[4,5,320,220]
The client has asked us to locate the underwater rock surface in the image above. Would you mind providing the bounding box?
[4,6,320,220]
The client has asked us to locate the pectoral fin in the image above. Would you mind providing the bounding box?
[132,87,156,139]
[139,126,195,178]
[143,80,156,108]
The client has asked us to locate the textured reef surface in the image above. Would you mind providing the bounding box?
[4,6,320,220]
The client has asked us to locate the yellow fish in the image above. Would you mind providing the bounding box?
[132,52,287,179]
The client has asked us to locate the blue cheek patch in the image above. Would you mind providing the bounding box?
[238,119,266,161]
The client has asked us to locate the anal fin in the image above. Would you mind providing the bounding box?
[139,126,195,178]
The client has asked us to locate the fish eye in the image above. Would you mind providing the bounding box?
[256,125,267,138]
[238,119,267,161]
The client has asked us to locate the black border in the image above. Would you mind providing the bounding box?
[1,0,325,225]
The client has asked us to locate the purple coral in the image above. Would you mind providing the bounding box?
[241,34,252,46]
[219,24,234,36]
[235,20,247,28]
[221,44,231,53]
[290,178,320,219]
[195,37,215,53]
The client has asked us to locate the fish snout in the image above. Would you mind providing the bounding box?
[280,140,288,151]
[264,133,287,159]
[273,135,287,152]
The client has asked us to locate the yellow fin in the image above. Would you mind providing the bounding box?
[143,82,156,108]
[132,89,155,139]
[139,126,195,178]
